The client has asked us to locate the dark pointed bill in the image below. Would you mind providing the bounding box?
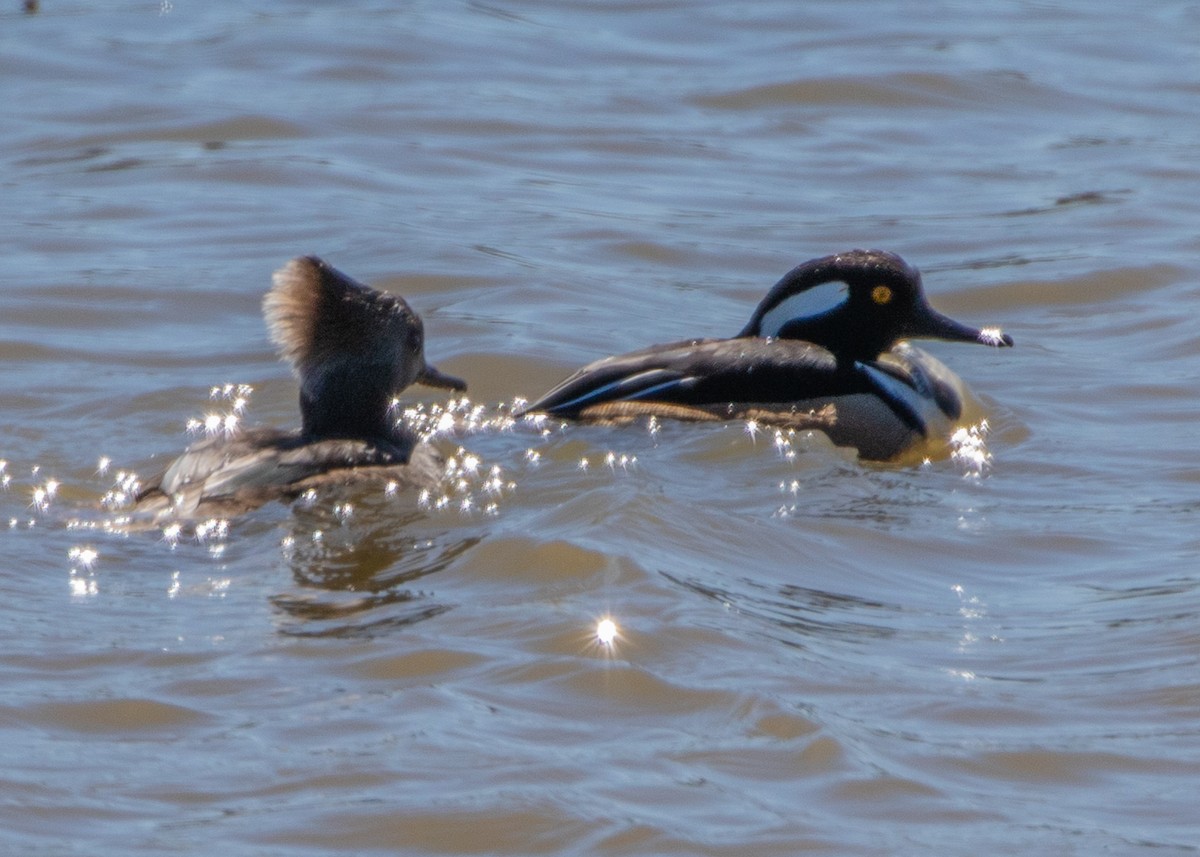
[910,304,1014,348]
[417,363,467,391]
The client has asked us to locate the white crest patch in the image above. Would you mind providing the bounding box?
[754,281,847,338]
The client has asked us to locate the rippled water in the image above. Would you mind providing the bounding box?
[4,1,1200,854]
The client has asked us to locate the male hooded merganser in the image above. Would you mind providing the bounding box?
[131,256,465,520]
[517,250,1012,461]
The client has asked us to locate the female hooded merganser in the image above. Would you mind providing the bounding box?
[131,256,465,520]
[517,250,1012,461]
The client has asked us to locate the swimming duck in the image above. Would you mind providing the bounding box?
[130,256,465,520]
[517,250,1012,461]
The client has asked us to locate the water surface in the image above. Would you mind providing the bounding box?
[3,1,1200,854]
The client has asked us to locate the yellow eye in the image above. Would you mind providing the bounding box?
[871,285,893,305]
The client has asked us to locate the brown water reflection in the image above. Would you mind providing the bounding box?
[271,508,482,638]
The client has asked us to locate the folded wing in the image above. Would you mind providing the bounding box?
[520,338,862,419]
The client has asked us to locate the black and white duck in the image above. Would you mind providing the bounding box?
[517,250,1011,461]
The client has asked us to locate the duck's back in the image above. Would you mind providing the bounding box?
[522,338,977,461]
[133,428,441,520]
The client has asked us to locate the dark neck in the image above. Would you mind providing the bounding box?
[299,366,402,445]
[776,306,895,364]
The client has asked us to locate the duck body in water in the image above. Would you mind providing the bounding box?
[131,256,465,520]
[517,250,1012,461]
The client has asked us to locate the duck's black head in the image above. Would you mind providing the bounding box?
[738,249,1013,363]
[263,256,466,443]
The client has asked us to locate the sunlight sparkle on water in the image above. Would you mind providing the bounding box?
[67,547,99,597]
[596,617,618,646]
[772,429,798,462]
[402,397,519,439]
[68,574,98,597]
[602,451,637,472]
[68,546,98,570]
[194,518,229,544]
[161,523,182,547]
[31,478,59,513]
[482,465,508,495]
[950,420,993,478]
[424,449,515,517]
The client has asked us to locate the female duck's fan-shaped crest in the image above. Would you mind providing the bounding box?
[263,256,465,440]
[264,255,422,383]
